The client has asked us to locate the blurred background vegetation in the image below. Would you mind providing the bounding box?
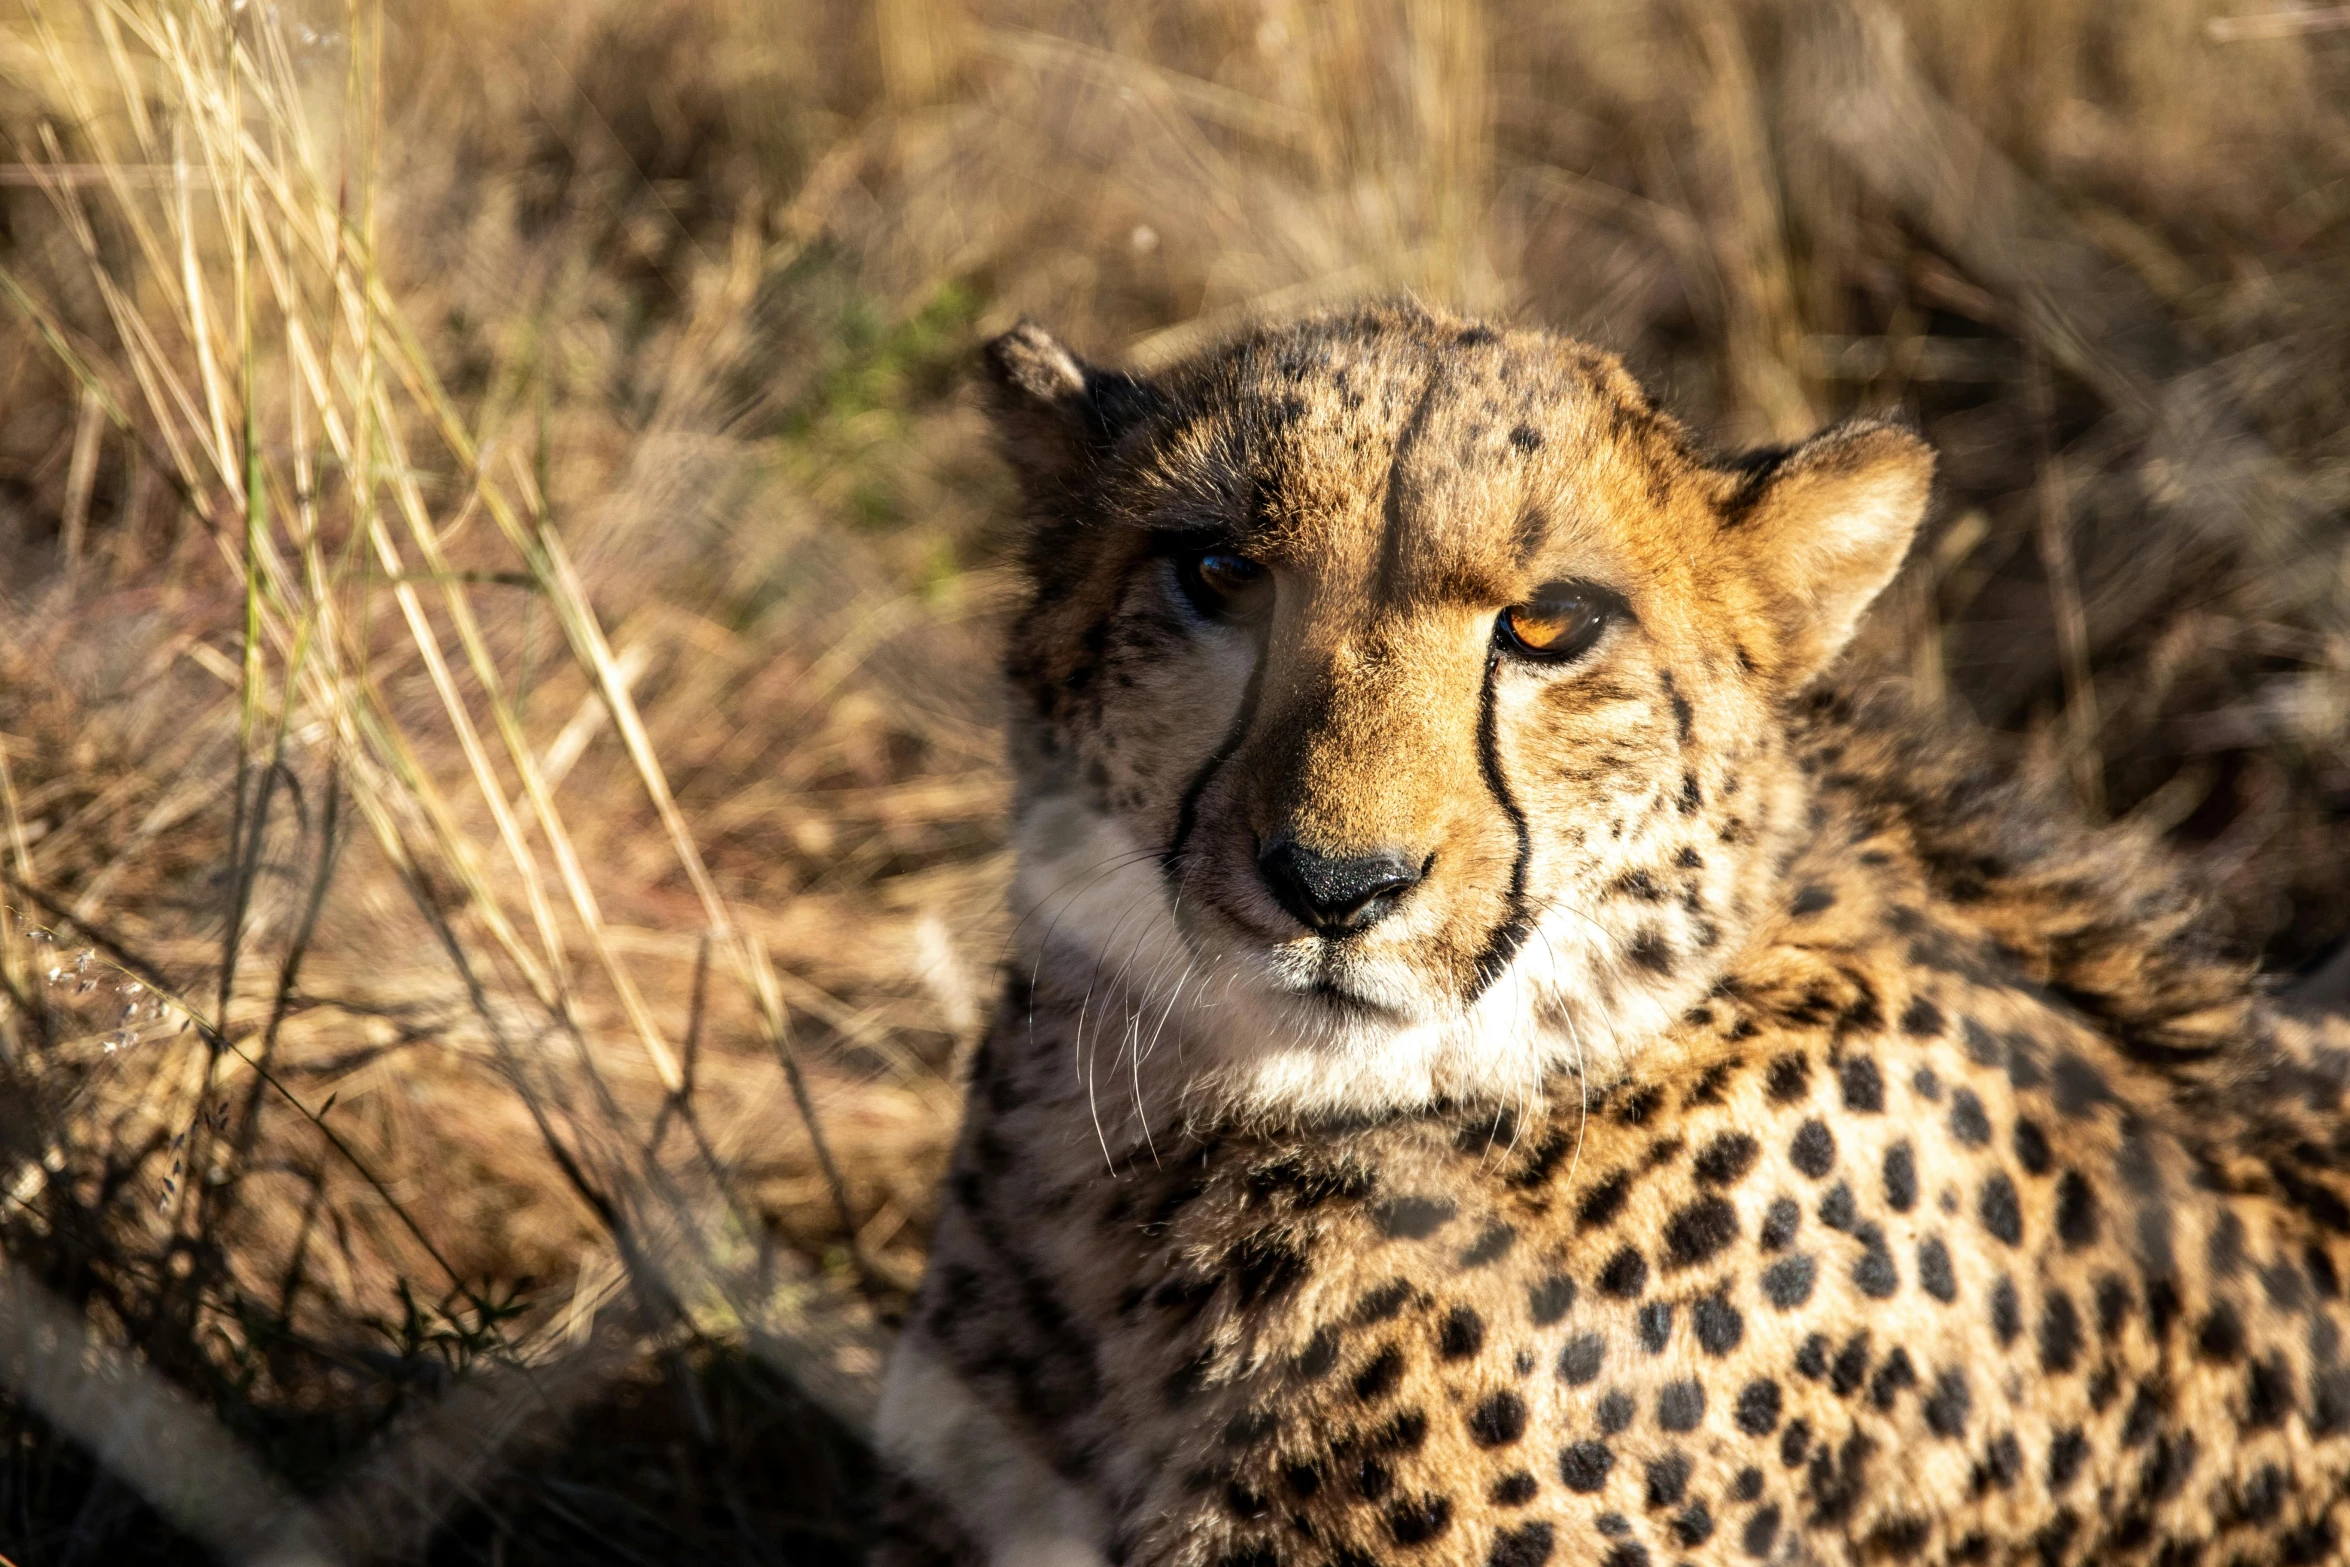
[0,0,2344,1560]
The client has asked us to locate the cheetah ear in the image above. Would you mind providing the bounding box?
[1722,419,1935,687]
[980,320,1159,493]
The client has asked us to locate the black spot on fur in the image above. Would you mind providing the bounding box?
[2247,1353,2296,1429]
[1645,1452,1691,1509]
[1918,1237,1958,1302]
[1830,1333,1871,1397]
[2309,1242,2342,1298]
[1853,1224,1900,1298]
[2056,1171,2098,1249]
[2050,1053,2113,1118]
[1627,929,1675,975]
[1840,1056,1885,1112]
[1790,1120,1836,1178]
[1865,1517,1932,1561]
[2282,1519,2338,1566]
[1489,1471,1539,1507]
[1386,1495,1451,1546]
[1760,1196,1800,1250]
[1356,1279,1414,1324]
[1763,1254,1819,1308]
[2040,1288,2082,1374]
[1733,1466,1764,1502]
[1735,1378,1783,1434]
[1901,996,1946,1037]
[1597,1390,1635,1434]
[2197,1303,2245,1362]
[1638,1301,1673,1353]
[1790,884,1835,917]
[1695,1293,1744,1354]
[1809,1429,1879,1526]
[1469,1390,1529,1447]
[1949,1089,1991,1146]
[1990,1277,2021,1344]
[2013,1119,2052,1176]
[1354,1345,1405,1402]
[1665,1196,1740,1268]
[1372,1409,1428,1453]
[1598,1247,1649,1298]
[2094,1274,2131,1337]
[2239,1459,2286,1521]
[2047,1428,2088,1490]
[2145,1275,2182,1342]
[1509,424,1544,454]
[1861,1353,1917,1409]
[1924,1368,1971,1437]
[1529,1274,1577,1325]
[1439,1306,1485,1359]
[1658,1379,1705,1431]
[2139,1429,2197,1500]
[1578,1171,1633,1229]
[1743,1503,1781,1559]
[1462,1222,1517,1267]
[1488,1520,1553,1567]
[1979,1173,2024,1246]
[1672,1502,1715,1548]
[1560,1440,1615,1492]
[1696,1132,1762,1186]
[1884,1142,1918,1212]
[1558,1333,1605,1385]
[1819,1181,1859,1232]
[1664,673,1694,745]
[1766,1053,1811,1102]
[1296,1327,1341,1379]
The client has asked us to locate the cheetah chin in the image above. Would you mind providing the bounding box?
[1010,786,1681,1129]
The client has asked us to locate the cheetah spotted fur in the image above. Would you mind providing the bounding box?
[872,303,2350,1567]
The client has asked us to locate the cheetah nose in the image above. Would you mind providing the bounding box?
[1257,840,1426,935]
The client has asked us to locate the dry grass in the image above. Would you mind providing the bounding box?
[0,0,2344,1560]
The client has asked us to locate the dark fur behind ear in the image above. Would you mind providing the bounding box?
[980,320,1159,491]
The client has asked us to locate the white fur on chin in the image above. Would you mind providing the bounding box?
[1010,791,1697,1129]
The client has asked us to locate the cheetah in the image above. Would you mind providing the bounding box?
[872,301,2350,1567]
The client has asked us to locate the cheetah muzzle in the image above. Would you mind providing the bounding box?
[872,303,2350,1567]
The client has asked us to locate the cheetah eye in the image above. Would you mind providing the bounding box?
[1175,549,1274,626]
[1497,582,1620,663]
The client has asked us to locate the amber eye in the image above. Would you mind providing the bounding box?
[1497,583,1619,662]
[1176,550,1274,625]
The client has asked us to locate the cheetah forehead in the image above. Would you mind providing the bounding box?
[1125,307,1720,605]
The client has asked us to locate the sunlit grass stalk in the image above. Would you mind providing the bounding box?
[11,0,883,1325]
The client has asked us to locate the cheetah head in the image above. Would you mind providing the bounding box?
[987,304,1931,1124]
